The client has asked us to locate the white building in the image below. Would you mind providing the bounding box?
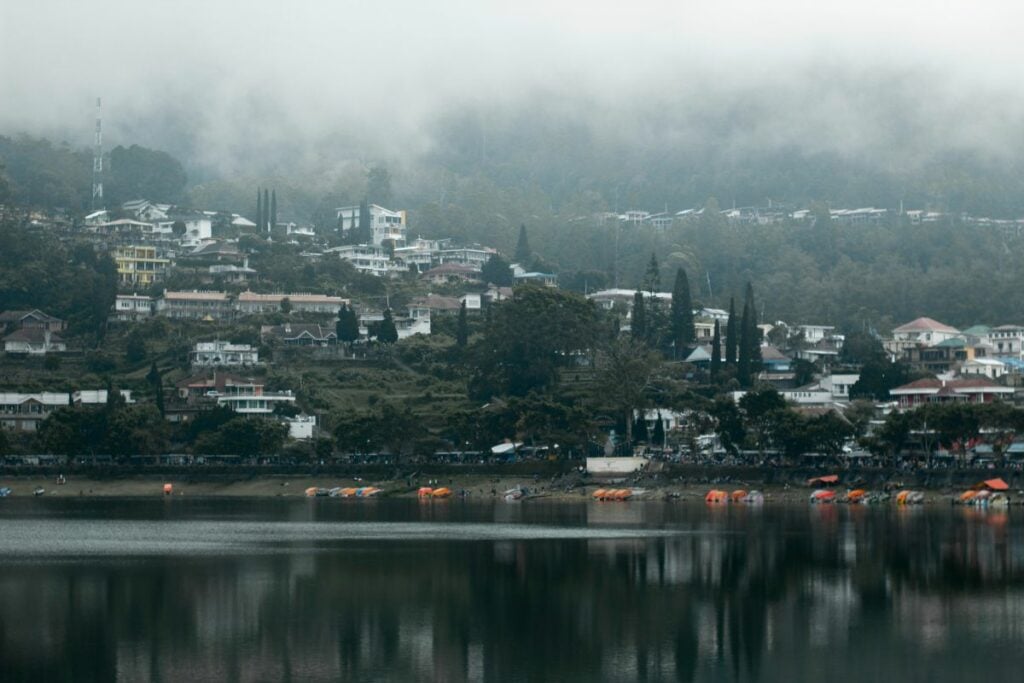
[191,341,259,367]
[986,325,1024,359]
[236,291,346,315]
[326,245,398,277]
[436,246,496,271]
[960,357,1007,380]
[891,317,961,345]
[286,414,317,440]
[818,374,860,401]
[112,294,155,322]
[180,216,213,242]
[215,380,295,414]
[335,204,407,246]
[798,324,836,344]
[392,238,449,271]
[0,390,132,431]
[3,328,66,355]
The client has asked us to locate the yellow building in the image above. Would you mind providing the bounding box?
[113,245,170,286]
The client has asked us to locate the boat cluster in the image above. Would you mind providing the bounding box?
[704,489,764,504]
[305,486,382,498]
[809,489,924,505]
[592,488,638,501]
[956,489,1010,507]
[417,486,453,499]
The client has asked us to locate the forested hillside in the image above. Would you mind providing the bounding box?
[5,90,1024,331]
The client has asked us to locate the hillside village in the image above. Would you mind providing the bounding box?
[3,194,1024,467]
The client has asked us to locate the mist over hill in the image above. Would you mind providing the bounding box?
[4,1,1024,328]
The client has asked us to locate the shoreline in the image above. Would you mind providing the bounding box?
[1,473,1018,505]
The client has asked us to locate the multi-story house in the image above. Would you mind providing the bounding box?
[335,204,407,246]
[157,291,235,320]
[236,291,346,316]
[174,373,295,416]
[325,245,397,276]
[986,325,1024,359]
[111,295,155,322]
[113,245,171,286]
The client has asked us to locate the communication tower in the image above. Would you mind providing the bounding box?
[91,97,103,209]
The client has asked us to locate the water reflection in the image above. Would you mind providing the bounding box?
[1,500,1023,682]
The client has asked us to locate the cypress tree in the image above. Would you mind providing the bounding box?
[514,224,531,264]
[146,361,164,416]
[744,281,762,368]
[632,411,649,444]
[456,300,469,347]
[358,198,371,244]
[336,304,360,345]
[631,291,646,342]
[725,297,737,365]
[643,253,661,294]
[652,414,665,448]
[710,320,722,380]
[263,188,270,232]
[669,268,695,356]
[378,309,398,344]
[738,298,752,387]
[270,189,278,231]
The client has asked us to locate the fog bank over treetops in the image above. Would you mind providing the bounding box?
[3,0,1024,214]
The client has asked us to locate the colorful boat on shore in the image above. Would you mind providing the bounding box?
[593,488,633,501]
[895,490,924,505]
[705,489,727,504]
[810,489,836,503]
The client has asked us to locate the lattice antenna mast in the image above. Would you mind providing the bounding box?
[92,97,104,210]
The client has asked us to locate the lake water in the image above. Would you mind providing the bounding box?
[0,498,1022,682]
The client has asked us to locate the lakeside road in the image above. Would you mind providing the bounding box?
[0,473,1017,505]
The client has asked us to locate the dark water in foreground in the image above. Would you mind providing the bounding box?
[0,499,1022,682]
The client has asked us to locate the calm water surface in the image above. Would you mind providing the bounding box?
[0,497,1022,682]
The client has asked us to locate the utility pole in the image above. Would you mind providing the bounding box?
[91,97,104,210]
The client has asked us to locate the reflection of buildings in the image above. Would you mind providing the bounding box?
[5,507,1024,681]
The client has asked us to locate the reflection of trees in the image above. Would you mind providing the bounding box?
[2,506,1024,681]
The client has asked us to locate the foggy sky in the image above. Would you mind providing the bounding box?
[3,1,1024,177]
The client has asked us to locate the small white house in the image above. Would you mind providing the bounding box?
[112,294,155,321]
[191,340,258,367]
[286,414,317,440]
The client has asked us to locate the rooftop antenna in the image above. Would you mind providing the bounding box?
[91,97,104,210]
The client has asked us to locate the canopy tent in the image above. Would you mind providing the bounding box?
[806,474,839,487]
[974,478,1010,491]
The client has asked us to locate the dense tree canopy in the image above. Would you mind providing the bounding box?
[469,285,597,399]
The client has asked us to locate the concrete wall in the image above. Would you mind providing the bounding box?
[586,457,649,474]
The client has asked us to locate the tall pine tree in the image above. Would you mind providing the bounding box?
[710,320,722,380]
[744,281,762,369]
[738,297,752,387]
[266,188,274,233]
[456,300,469,347]
[146,361,164,417]
[631,291,647,342]
[336,304,360,346]
[357,199,371,244]
[514,224,531,264]
[643,253,661,294]
[725,296,738,365]
[378,309,398,344]
[270,189,278,231]
[669,268,695,356]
